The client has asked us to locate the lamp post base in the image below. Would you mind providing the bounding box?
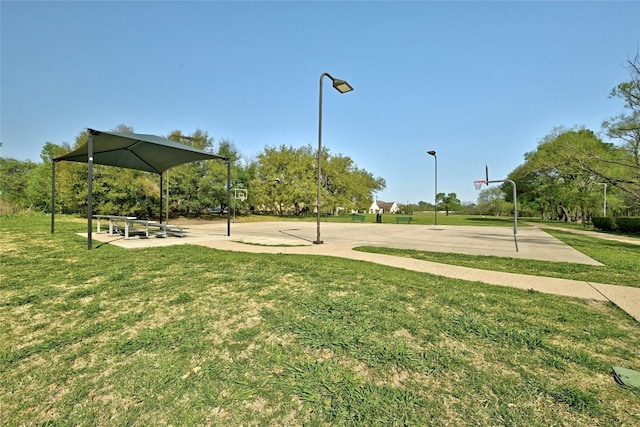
[313,240,324,245]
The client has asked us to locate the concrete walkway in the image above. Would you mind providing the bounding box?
[523,221,640,246]
[88,221,640,323]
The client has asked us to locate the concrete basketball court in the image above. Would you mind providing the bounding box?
[89,221,602,265]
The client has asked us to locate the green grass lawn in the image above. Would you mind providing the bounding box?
[1,213,639,425]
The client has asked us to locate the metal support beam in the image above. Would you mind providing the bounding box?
[87,134,94,250]
[227,160,231,237]
[315,72,353,244]
[51,161,56,234]
[488,179,518,252]
[160,174,163,224]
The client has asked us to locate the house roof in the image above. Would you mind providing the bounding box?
[375,201,396,210]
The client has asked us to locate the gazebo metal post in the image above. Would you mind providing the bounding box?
[87,132,94,250]
[160,174,163,224]
[227,160,231,236]
[51,161,56,234]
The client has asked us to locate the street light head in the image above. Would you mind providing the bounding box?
[427,150,436,156]
[332,78,354,94]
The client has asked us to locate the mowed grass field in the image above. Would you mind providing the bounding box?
[1,213,639,425]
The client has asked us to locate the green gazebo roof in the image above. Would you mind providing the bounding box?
[55,128,229,174]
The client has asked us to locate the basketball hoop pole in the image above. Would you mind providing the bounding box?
[487,178,518,252]
[474,175,519,252]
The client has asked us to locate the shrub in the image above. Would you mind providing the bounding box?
[0,200,23,216]
[592,217,640,234]
[613,217,640,234]
[592,217,617,231]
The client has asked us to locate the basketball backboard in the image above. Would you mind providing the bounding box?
[234,188,247,201]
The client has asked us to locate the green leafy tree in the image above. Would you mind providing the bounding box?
[347,167,385,212]
[509,128,625,222]
[417,200,433,210]
[24,143,65,212]
[162,130,235,217]
[53,131,90,214]
[476,186,511,216]
[505,58,640,219]
[436,192,462,216]
[0,157,36,211]
[323,153,385,214]
[602,55,640,211]
[250,144,385,216]
[250,145,316,215]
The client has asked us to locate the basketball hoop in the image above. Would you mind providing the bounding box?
[473,180,486,190]
[234,188,247,202]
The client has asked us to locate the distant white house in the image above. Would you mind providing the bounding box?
[368,200,399,214]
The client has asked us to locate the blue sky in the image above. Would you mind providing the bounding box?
[1,1,639,204]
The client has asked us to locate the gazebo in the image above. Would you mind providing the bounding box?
[51,128,231,249]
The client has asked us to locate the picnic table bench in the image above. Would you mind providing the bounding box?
[154,223,188,238]
[395,216,413,224]
[127,220,158,238]
[351,214,366,223]
[127,220,189,239]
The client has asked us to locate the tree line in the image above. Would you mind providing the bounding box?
[0,125,385,218]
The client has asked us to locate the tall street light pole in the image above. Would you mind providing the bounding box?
[314,72,353,244]
[597,183,607,217]
[427,150,437,225]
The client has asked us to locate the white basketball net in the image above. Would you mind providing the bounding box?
[473,180,486,190]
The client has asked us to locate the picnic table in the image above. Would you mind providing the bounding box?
[93,215,188,239]
[93,215,136,237]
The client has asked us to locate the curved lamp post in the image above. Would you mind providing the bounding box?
[314,72,353,244]
[427,150,437,225]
